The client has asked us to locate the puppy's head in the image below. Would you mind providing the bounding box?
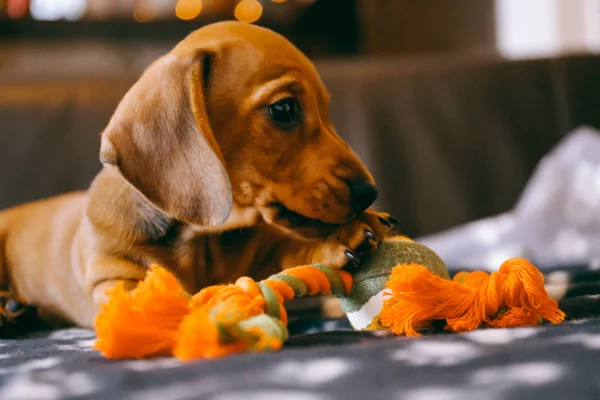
[100,21,377,239]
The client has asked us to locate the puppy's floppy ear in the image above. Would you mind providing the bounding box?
[100,52,232,226]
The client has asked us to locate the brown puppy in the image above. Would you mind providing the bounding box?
[0,21,393,331]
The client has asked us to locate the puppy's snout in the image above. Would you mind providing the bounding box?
[349,180,378,213]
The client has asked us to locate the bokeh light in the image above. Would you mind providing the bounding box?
[175,0,202,21]
[30,0,87,21]
[234,0,262,24]
[271,0,286,3]
[7,0,29,19]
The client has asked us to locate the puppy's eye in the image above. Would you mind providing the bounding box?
[268,97,300,129]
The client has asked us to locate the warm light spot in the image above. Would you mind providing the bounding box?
[175,0,202,21]
[7,0,28,19]
[271,0,286,3]
[133,0,157,23]
[234,0,262,23]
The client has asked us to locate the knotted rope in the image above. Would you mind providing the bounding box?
[94,264,352,360]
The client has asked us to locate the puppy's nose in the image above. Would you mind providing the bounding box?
[349,180,378,213]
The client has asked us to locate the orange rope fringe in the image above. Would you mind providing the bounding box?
[379,258,565,336]
[94,257,564,361]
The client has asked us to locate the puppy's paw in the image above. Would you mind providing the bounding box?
[0,293,37,338]
[310,210,397,270]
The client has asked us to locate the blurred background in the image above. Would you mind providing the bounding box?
[2,0,600,238]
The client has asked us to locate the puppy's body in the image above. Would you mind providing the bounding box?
[1,193,88,327]
[0,22,393,331]
[0,171,282,328]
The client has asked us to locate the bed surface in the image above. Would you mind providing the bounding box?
[0,317,599,400]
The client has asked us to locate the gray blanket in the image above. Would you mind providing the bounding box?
[1,318,600,400]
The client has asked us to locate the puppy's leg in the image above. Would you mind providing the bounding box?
[85,256,147,325]
[92,279,141,305]
[0,291,40,337]
[271,210,395,319]
[0,227,40,337]
[279,210,396,270]
[309,210,396,270]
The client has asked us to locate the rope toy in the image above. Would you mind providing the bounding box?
[94,236,565,361]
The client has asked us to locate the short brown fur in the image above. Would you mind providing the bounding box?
[0,22,393,330]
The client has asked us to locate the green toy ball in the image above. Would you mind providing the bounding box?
[340,236,450,331]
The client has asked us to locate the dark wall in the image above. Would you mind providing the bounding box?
[357,0,496,56]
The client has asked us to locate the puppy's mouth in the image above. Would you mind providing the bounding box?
[267,202,337,239]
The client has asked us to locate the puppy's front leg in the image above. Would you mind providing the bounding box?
[85,255,147,325]
[279,210,396,270]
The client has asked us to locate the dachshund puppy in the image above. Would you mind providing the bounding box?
[0,21,394,332]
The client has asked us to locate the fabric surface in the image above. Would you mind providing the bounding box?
[419,127,600,270]
[0,254,597,399]
[0,261,600,399]
[1,316,600,399]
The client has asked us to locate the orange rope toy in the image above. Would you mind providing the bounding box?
[377,259,565,336]
[94,239,565,361]
[94,264,352,361]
